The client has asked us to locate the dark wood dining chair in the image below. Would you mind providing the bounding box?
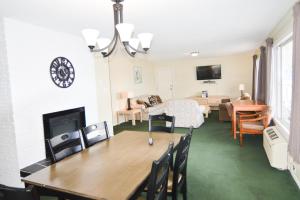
[81,121,110,148]
[149,113,175,133]
[46,130,83,163]
[168,126,193,200]
[0,184,38,200]
[141,143,174,200]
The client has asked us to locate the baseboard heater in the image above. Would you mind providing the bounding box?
[263,126,288,170]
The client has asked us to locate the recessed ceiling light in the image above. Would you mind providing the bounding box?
[191,51,199,57]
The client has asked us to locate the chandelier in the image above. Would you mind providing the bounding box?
[81,0,154,57]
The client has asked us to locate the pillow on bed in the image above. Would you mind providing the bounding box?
[148,95,159,106]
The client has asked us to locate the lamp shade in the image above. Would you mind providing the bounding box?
[127,92,134,98]
[116,23,134,42]
[120,91,128,99]
[129,38,140,54]
[138,33,153,51]
[97,38,111,54]
[239,84,245,91]
[81,29,99,47]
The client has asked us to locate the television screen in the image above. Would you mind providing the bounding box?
[196,65,221,80]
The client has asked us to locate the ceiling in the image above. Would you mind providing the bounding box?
[0,0,297,60]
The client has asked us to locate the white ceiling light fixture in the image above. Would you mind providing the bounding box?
[191,51,199,57]
[81,0,153,57]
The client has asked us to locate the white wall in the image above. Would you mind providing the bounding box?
[4,18,104,168]
[93,55,114,134]
[269,8,293,43]
[106,48,156,125]
[153,51,254,99]
[0,17,22,187]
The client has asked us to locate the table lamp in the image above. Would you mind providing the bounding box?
[120,91,134,110]
[239,84,245,97]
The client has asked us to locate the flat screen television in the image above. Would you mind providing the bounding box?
[196,65,221,80]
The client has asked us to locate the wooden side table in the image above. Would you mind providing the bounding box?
[117,109,142,126]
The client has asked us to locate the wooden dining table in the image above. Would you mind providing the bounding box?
[22,131,182,200]
[231,100,268,140]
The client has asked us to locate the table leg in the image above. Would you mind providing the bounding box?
[140,111,143,122]
[232,108,237,139]
[117,112,119,125]
[132,113,136,126]
[125,114,128,122]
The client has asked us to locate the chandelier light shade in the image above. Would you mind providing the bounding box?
[116,23,134,43]
[81,29,99,48]
[138,33,154,51]
[129,38,140,55]
[81,0,153,57]
[97,38,111,55]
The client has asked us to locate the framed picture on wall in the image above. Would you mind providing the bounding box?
[133,66,143,84]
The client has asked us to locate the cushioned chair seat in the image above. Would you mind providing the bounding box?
[241,121,265,130]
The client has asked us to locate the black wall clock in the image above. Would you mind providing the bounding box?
[50,57,75,88]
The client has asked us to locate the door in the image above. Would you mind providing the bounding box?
[155,66,174,101]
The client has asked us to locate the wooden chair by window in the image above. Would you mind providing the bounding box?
[81,121,110,148]
[0,184,38,200]
[239,112,269,146]
[46,130,83,163]
[149,113,175,133]
[138,143,173,200]
[168,126,193,200]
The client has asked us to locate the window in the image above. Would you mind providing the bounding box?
[274,36,293,130]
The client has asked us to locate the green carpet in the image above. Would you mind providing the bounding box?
[114,112,300,200]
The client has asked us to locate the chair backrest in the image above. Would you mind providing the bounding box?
[149,113,175,133]
[147,144,173,200]
[224,102,233,117]
[46,130,83,163]
[81,121,109,148]
[172,127,193,194]
[0,185,37,200]
[221,98,230,103]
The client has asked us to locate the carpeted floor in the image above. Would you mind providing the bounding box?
[113,111,300,200]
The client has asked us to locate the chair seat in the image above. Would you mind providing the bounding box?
[167,170,183,192]
[241,121,264,130]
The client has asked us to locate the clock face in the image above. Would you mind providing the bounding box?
[50,57,75,88]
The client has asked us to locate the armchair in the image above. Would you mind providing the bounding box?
[219,99,232,122]
[239,112,268,146]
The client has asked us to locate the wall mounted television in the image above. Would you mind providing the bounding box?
[196,65,221,80]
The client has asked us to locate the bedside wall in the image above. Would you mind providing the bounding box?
[153,51,255,99]
[104,49,156,125]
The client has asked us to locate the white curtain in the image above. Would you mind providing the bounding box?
[288,2,300,163]
[267,40,277,117]
[266,38,274,107]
